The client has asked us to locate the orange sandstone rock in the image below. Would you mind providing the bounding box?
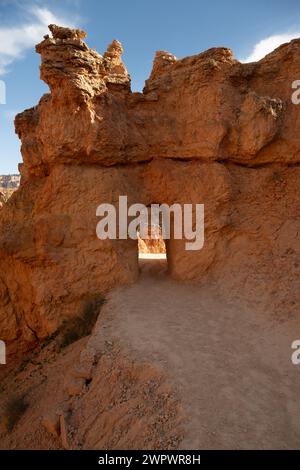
[0,25,299,351]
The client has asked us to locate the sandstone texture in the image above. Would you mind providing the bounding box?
[0,192,5,209]
[1,261,300,449]
[0,297,184,450]
[0,25,300,354]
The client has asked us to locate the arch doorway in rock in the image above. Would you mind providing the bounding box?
[137,222,167,260]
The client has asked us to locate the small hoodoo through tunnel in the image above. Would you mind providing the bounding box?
[137,223,167,260]
[137,204,168,274]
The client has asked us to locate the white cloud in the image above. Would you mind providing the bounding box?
[241,32,300,63]
[0,6,77,75]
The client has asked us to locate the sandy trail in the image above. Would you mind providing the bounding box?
[102,258,300,449]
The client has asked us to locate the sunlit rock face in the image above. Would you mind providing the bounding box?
[1,25,300,352]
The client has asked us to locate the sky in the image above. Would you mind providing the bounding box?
[0,0,300,174]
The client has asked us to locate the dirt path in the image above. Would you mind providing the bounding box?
[101,258,300,449]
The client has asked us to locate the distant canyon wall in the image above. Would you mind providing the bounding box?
[0,175,20,190]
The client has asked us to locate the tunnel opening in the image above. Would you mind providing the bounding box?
[138,222,167,260]
[137,203,168,278]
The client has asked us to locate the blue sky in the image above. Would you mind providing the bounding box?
[1,0,300,174]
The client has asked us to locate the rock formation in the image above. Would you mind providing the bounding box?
[0,192,5,209]
[0,25,300,354]
[0,174,20,190]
